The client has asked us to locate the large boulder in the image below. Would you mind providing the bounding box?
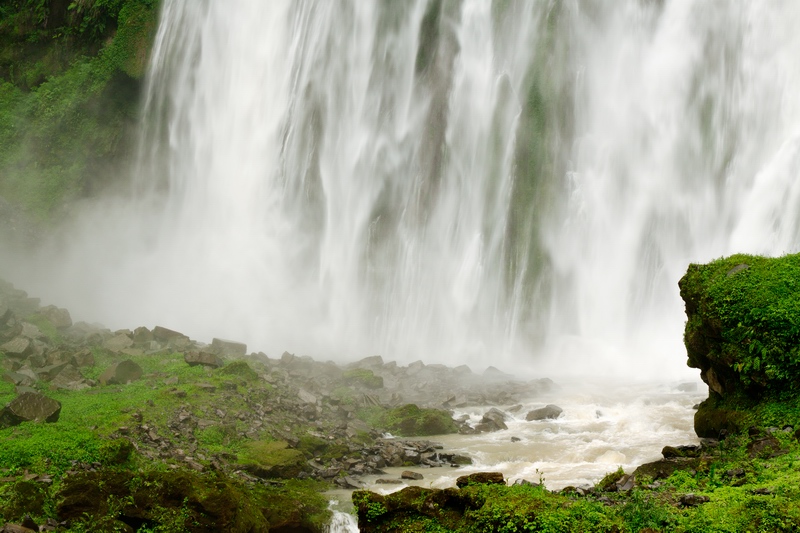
[184,351,223,368]
[475,407,508,432]
[40,305,72,329]
[0,337,31,358]
[526,404,563,421]
[98,360,143,385]
[211,338,246,357]
[0,392,61,428]
[680,253,800,437]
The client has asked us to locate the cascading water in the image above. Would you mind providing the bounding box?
[8,0,800,379]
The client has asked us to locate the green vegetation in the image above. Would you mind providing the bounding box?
[681,253,800,395]
[355,429,800,532]
[342,367,384,389]
[358,403,459,437]
[0,0,159,218]
[0,345,336,530]
[680,253,800,437]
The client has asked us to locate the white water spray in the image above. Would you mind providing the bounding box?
[7,0,800,377]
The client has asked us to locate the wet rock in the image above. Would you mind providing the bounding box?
[615,474,635,492]
[1,524,37,533]
[152,325,188,342]
[662,445,701,459]
[526,404,563,421]
[103,333,134,353]
[184,351,223,368]
[3,371,36,387]
[20,322,42,340]
[1,337,31,358]
[0,392,61,428]
[50,364,90,391]
[132,326,154,344]
[747,436,782,458]
[71,350,95,368]
[475,407,508,432]
[40,306,72,329]
[353,355,384,368]
[211,337,247,357]
[334,476,362,489]
[456,472,505,488]
[298,388,317,405]
[376,478,404,484]
[98,360,143,385]
[680,493,710,507]
[35,363,69,381]
[401,471,423,480]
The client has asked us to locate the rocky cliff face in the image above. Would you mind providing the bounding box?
[679,253,800,437]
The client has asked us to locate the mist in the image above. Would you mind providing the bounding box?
[4,0,800,381]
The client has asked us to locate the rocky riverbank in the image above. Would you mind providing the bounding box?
[0,277,559,532]
[351,253,800,532]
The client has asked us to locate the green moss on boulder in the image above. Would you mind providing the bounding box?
[680,253,800,436]
[381,404,458,437]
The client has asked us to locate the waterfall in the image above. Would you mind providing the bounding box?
[11,0,800,378]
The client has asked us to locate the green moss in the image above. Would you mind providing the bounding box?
[342,368,384,389]
[681,253,800,397]
[380,404,459,437]
[0,0,159,218]
[22,312,62,344]
[238,440,306,478]
[218,360,258,381]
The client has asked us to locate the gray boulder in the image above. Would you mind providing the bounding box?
[0,337,31,358]
[526,404,563,421]
[475,407,509,432]
[211,337,247,356]
[184,351,223,368]
[103,333,134,353]
[98,360,143,385]
[0,392,61,428]
[40,305,72,329]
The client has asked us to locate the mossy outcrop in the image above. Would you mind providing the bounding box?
[679,253,800,437]
[0,0,160,220]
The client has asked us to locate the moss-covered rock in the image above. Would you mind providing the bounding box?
[342,368,384,389]
[238,440,308,479]
[680,253,800,436]
[381,404,458,437]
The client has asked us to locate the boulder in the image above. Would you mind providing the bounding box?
[475,407,508,432]
[132,326,154,344]
[98,360,143,385]
[456,472,505,488]
[50,364,89,391]
[2,371,36,387]
[152,325,187,342]
[526,404,563,421]
[103,333,134,353]
[679,254,800,435]
[0,392,61,428]
[211,338,247,356]
[401,471,423,480]
[71,350,95,368]
[1,337,31,358]
[184,351,223,368]
[40,306,72,329]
